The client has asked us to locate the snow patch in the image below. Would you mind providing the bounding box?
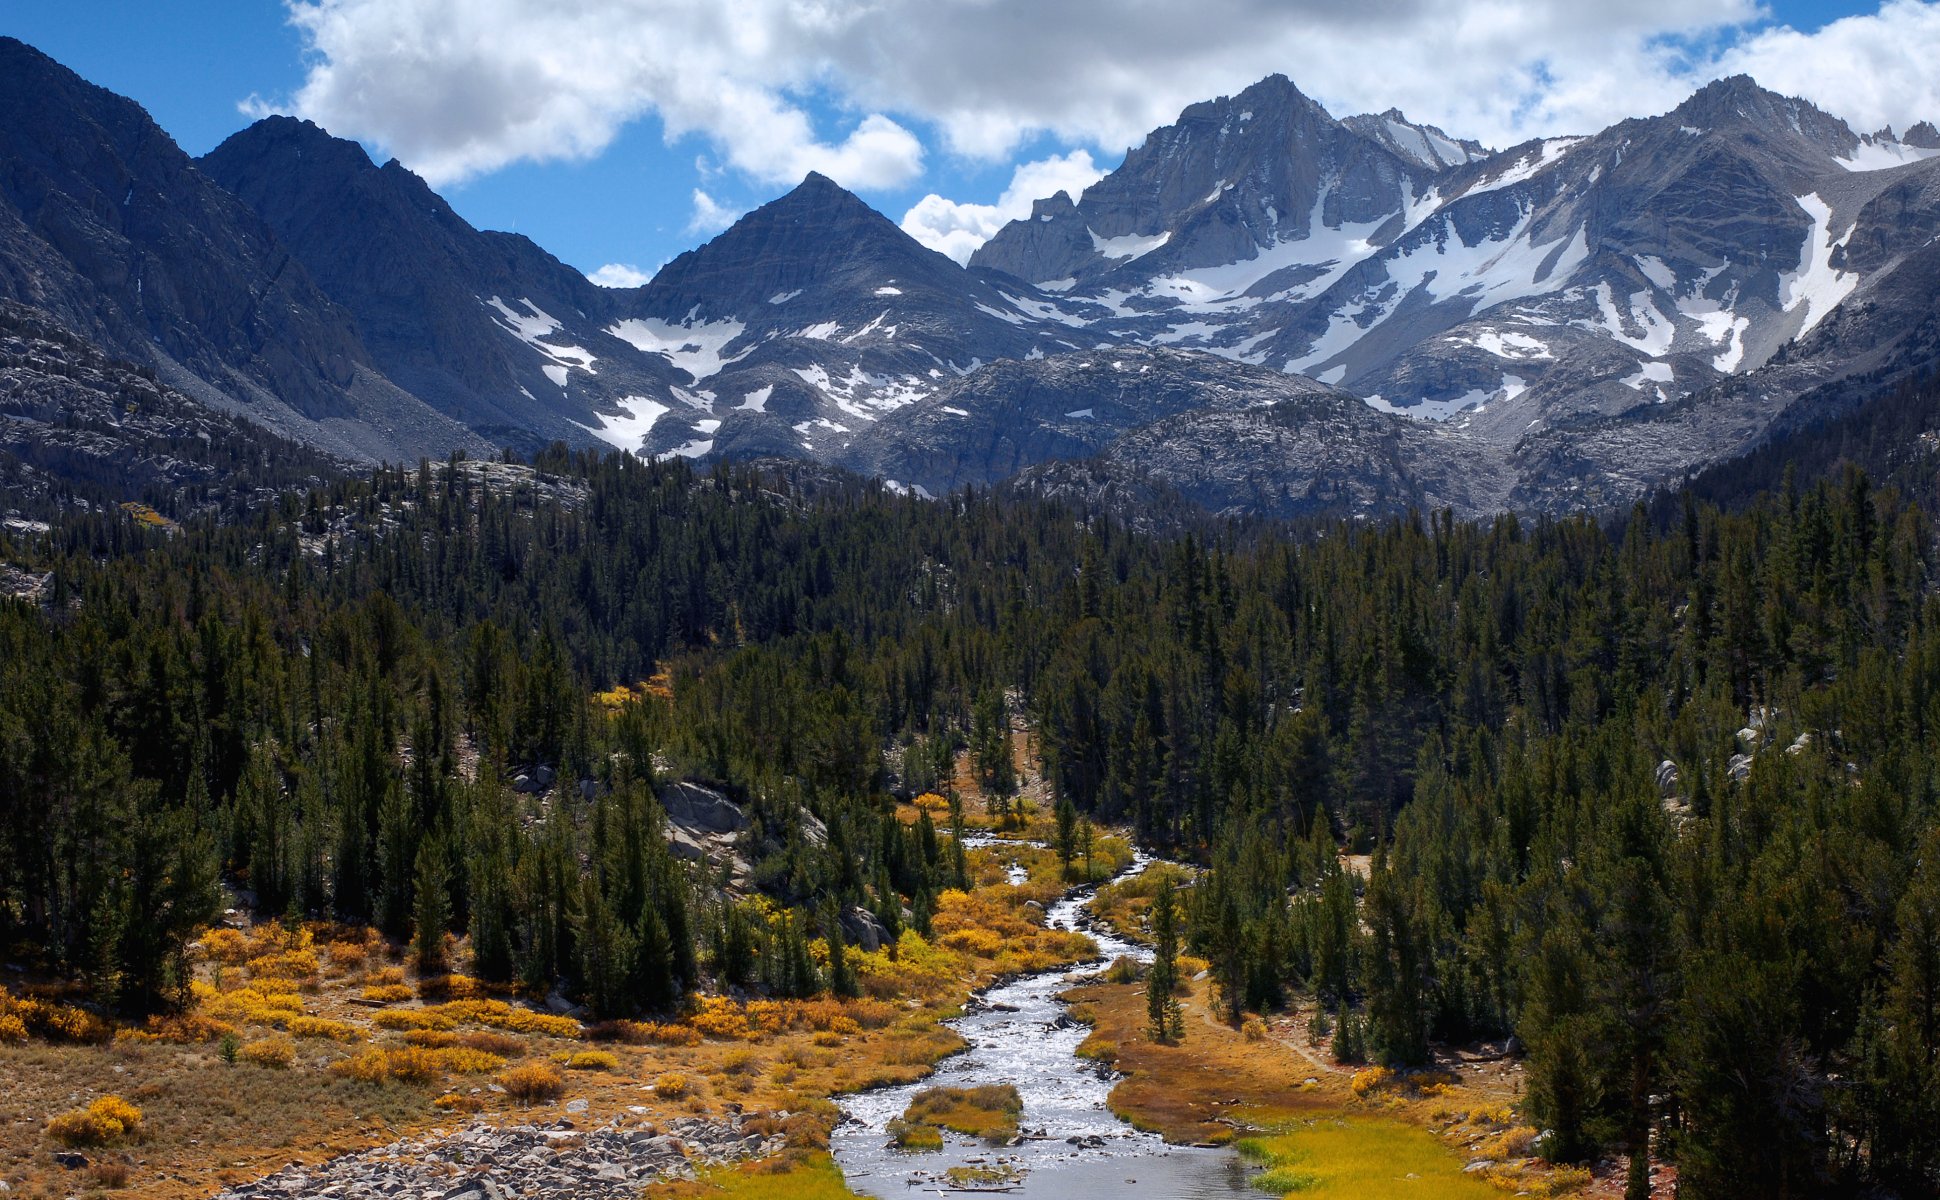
[1781,193,1859,336]
[1089,228,1171,261]
[1835,141,1940,172]
[575,395,670,452]
[737,385,773,413]
[607,313,747,382]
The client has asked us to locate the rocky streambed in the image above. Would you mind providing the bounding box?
[830,844,1256,1199]
[215,1112,779,1200]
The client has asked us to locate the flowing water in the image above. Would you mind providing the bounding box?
[830,841,1258,1199]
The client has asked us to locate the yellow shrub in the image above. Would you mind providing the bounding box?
[0,1013,26,1042]
[331,1045,497,1083]
[1241,1016,1268,1041]
[325,940,370,971]
[372,1008,456,1032]
[285,1017,361,1042]
[565,1051,619,1071]
[116,1013,236,1044]
[201,928,251,965]
[46,1097,143,1146]
[361,983,413,1004]
[417,974,489,1000]
[496,1062,565,1103]
[653,1072,690,1099]
[246,948,320,980]
[367,965,406,986]
[1350,1066,1395,1098]
[429,1047,508,1074]
[240,1037,297,1068]
[201,987,305,1026]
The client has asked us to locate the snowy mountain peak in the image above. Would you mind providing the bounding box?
[1342,109,1491,170]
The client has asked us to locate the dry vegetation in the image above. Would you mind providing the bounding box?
[0,832,1112,1198]
[1064,969,1603,1197]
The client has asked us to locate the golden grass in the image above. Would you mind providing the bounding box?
[900,1084,1022,1142]
[1236,1119,1504,1199]
[642,1151,863,1200]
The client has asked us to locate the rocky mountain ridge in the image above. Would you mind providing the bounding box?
[4,35,1939,518]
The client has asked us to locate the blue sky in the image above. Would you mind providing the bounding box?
[4,1,1931,284]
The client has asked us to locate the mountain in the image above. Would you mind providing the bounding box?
[199,116,688,455]
[0,301,349,521]
[0,37,481,463]
[959,73,1940,512]
[4,37,1940,521]
[598,173,1093,459]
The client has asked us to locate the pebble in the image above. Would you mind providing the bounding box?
[214,1114,783,1200]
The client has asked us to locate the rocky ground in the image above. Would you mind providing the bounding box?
[213,1112,780,1200]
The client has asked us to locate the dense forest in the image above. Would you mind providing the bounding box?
[0,426,1935,1197]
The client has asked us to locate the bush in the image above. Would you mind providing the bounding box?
[285,1017,362,1042]
[887,1119,943,1150]
[652,1072,690,1099]
[240,1037,297,1068]
[1349,1066,1394,1098]
[47,1097,144,1146]
[497,1062,565,1104]
[564,1050,619,1071]
[1104,956,1141,984]
[361,984,414,1004]
[1241,1015,1268,1042]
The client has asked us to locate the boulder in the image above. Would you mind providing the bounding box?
[1655,759,1680,797]
[839,905,891,953]
[658,782,748,835]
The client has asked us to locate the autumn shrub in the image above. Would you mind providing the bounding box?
[0,990,113,1043]
[246,947,320,981]
[116,1013,236,1044]
[46,1096,144,1146]
[652,1072,690,1099]
[372,1008,456,1032]
[405,1029,525,1056]
[1349,1066,1395,1098]
[285,1016,362,1042]
[497,1062,565,1103]
[240,1037,297,1068]
[361,983,414,1003]
[564,1050,619,1071]
[200,928,250,965]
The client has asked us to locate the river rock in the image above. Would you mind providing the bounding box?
[214,1114,779,1200]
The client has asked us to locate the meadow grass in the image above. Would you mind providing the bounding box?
[1237,1118,1502,1198]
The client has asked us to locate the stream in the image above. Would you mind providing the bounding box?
[830,841,1258,1199]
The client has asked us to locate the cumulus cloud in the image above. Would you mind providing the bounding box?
[901,151,1106,263]
[272,0,1940,198]
[685,190,743,237]
[1719,0,1940,136]
[586,262,651,288]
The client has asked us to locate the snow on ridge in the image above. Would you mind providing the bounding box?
[575,394,670,452]
[486,296,597,374]
[1782,193,1859,337]
[1090,228,1172,262]
[1835,140,1940,172]
[607,313,747,382]
[1463,138,1582,198]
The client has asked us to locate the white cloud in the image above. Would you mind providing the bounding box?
[686,190,742,237]
[271,0,1940,197]
[901,151,1106,263]
[586,262,652,288]
[1718,0,1940,137]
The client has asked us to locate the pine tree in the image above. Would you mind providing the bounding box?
[1148,881,1184,1043]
